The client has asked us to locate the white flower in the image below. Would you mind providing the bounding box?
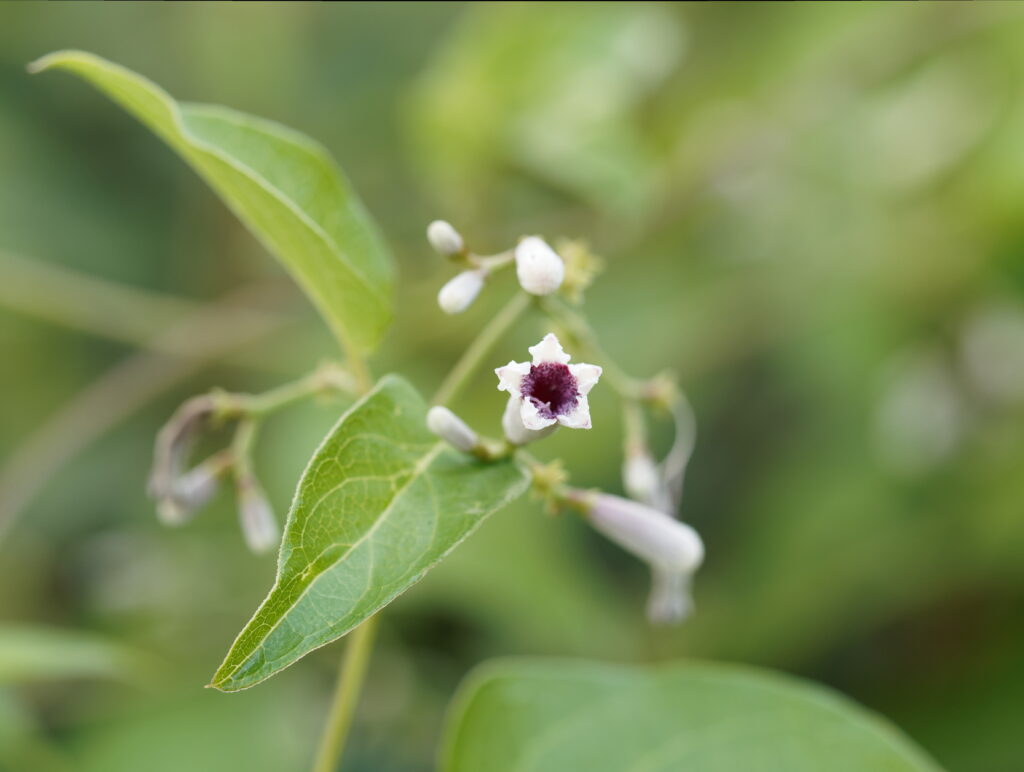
[515,236,565,296]
[427,219,464,257]
[586,493,703,573]
[438,269,486,314]
[495,333,601,443]
[426,406,479,453]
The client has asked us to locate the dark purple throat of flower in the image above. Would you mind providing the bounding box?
[522,362,578,418]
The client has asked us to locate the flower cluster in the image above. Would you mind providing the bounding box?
[424,218,706,626]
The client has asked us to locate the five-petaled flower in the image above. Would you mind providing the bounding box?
[496,333,601,441]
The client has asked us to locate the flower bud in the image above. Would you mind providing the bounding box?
[155,458,223,526]
[426,406,479,453]
[237,479,279,554]
[585,493,703,573]
[427,220,464,257]
[501,395,557,446]
[515,236,565,296]
[438,269,486,314]
[622,449,661,506]
[646,567,693,625]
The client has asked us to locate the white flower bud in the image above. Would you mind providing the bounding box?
[427,220,464,257]
[586,493,703,573]
[646,567,693,625]
[438,269,486,314]
[622,449,661,506]
[426,406,479,453]
[238,480,279,554]
[515,236,565,296]
[501,395,557,446]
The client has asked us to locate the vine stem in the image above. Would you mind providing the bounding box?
[433,291,532,406]
[310,336,375,772]
[311,614,380,772]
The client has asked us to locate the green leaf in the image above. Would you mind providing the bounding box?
[30,50,394,353]
[0,624,153,684]
[211,375,529,691]
[440,659,942,772]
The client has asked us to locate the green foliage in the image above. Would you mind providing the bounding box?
[30,50,394,353]
[211,375,529,691]
[0,624,152,684]
[441,659,941,772]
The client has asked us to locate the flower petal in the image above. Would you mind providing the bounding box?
[557,396,592,429]
[529,333,571,365]
[495,360,531,394]
[568,363,602,396]
[520,397,558,430]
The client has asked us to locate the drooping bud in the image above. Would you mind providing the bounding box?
[646,567,693,625]
[237,478,278,554]
[515,236,565,296]
[426,406,479,453]
[154,454,226,526]
[427,220,465,257]
[622,448,662,507]
[149,395,218,525]
[438,269,486,314]
[584,492,703,573]
[501,395,557,446]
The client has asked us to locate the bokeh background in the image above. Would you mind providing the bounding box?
[2,2,1024,770]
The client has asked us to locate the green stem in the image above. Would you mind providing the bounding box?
[433,291,532,406]
[311,348,376,772]
[311,614,380,772]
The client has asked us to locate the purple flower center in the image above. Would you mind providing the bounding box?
[522,362,578,419]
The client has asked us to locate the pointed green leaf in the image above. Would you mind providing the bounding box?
[211,375,529,691]
[30,50,393,352]
[441,659,941,772]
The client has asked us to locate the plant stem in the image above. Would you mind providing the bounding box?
[311,614,379,772]
[433,291,532,406]
[311,346,376,772]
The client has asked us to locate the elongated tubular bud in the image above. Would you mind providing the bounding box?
[438,269,486,314]
[515,236,565,296]
[237,478,278,554]
[427,220,464,257]
[585,492,703,573]
[426,406,479,453]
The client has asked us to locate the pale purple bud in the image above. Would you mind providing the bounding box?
[155,458,223,526]
[438,269,486,314]
[501,395,557,446]
[515,236,565,296]
[237,479,279,554]
[586,493,703,573]
[427,220,464,257]
[426,406,479,453]
[646,567,693,625]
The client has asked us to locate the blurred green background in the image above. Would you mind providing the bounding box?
[3,2,1024,770]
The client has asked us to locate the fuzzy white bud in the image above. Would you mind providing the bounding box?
[586,493,703,573]
[515,236,565,296]
[622,450,662,506]
[426,406,479,453]
[438,269,486,314]
[502,396,557,446]
[238,481,279,554]
[427,220,464,257]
